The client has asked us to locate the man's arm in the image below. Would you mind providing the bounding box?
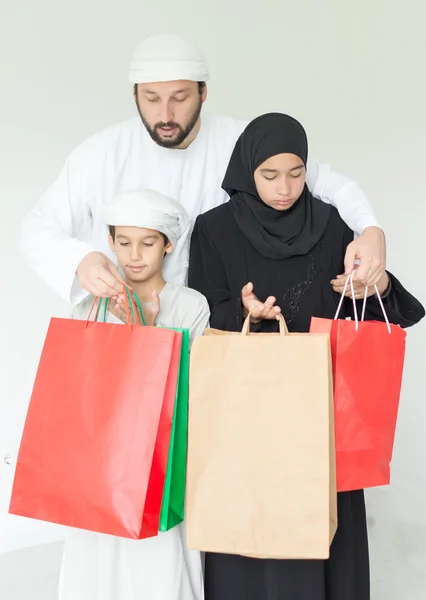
[20,157,94,303]
[306,159,380,233]
[20,154,123,303]
[306,158,385,285]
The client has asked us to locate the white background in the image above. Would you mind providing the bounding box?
[0,0,425,597]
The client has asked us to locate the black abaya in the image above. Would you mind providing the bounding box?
[188,203,424,600]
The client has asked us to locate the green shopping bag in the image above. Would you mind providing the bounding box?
[158,326,190,531]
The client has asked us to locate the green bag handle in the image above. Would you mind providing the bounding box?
[129,292,147,326]
[85,296,109,327]
[86,285,147,327]
[102,288,147,326]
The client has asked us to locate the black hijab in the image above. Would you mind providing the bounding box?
[222,113,331,259]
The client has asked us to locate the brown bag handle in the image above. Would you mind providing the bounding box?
[241,312,289,336]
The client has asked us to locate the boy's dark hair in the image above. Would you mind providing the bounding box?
[108,225,169,246]
[133,82,206,95]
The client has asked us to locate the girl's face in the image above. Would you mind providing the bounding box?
[253,153,306,211]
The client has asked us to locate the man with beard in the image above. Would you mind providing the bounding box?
[20,33,385,309]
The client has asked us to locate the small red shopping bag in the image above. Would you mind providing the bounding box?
[310,276,406,492]
[9,295,182,539]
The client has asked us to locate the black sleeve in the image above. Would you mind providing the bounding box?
[337,222,425,328]
[188,216,243,332]
[345,272,425,328]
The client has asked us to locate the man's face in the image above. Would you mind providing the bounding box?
[135,80,207,149]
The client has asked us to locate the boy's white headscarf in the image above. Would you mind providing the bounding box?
[102,189,191,285]
[129,33,209,84]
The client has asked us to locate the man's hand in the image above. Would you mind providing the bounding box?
[331,271,390,299]
[344,227,386,286]
[241,282,281,323]
[115,290,160,326]
[77,252,125,298]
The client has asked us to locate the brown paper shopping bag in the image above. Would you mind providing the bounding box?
[186,314,337,559]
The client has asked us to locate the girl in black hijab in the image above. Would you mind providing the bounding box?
[188,113,424,600]
[224,112,331,260]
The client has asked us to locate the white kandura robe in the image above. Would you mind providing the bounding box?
[20,113,380,305]
[59,283,210,600]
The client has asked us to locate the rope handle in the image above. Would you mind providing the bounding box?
[84,285,146,331]
[333,272,391,333]
[241,311,289,336]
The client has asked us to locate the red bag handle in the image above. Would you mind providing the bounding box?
[84,284,135,333]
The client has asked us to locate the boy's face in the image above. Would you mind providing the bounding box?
[109,226,173,283]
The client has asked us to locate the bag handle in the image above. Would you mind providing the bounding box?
[241,312,289,336]
[85,297,103,326]
[361,284,391,333]
[84,284,138,332]
[333,272,359,329]
[102,295,145,326]
[334,272,391,334]
[86,297,111,324]
[128,292,147,326]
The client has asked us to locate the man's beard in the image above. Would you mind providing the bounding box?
[136,97,202,149]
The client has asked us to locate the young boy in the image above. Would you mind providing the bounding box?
[60,189,209,600]
[72,188,210,342]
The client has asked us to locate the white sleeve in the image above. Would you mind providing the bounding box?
[305,157,381,235]
[20,155,95,305]
[188,297,211,347]
[70,296,95,321]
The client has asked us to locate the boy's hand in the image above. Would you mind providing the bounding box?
[241,282,281,324]
[107,298,127,324]
[143,291,160,326]
[115,290,160,326]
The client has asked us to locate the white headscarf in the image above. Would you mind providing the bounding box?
[129,33,209,84]
[102,189,191,285]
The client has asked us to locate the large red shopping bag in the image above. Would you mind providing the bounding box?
[9,310,182,539]
[310,278,406,492]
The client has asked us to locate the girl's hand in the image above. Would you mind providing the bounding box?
[241,282,281,324]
